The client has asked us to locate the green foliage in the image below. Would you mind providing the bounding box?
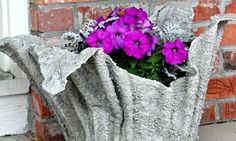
[109,43,190,86]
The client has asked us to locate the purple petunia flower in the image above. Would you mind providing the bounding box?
[138,19,153,31]
[123,30,150,59]
[119,7,148,27]
[86,29,114,53]
[106,20,129,49]
[96,16,105,23]
[119,15,136,27]
[124,7,148,22]
[108,7,121,18]
[162,39,188,65]
[146,33,157,56]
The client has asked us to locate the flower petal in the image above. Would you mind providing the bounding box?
[175,38,185,49]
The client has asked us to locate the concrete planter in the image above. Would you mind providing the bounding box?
[0,5,235,141]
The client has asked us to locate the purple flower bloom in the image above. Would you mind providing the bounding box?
[162,39,188,65]
[108,7,121,18]
[146,33,157,56]
[106,21,129,49]
[96,16,105,23]
[91,16,105,28]
[150,34,157,49]
[119,15,136,26]
[123,30,150,59]
[86,29,114,53]
[119,7,148,27]
[137,19,153,32]
[124,7,148,22]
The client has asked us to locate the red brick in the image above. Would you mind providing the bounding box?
[221,24,236,46]
[35,119,64,141]
[31,90,52,118]
[211,52,220,73]
[30,7,73,32]
[221,101,236,120]
[30,9,39,31]
[206,76,236,100]
[30,0,78,4]
[30,0,44,4]
[225,0,236,13]
[193,0,220,21]
[200,104,216,124]
[77,0,94,2]
[77,2,149,25]
[193,27,205,36]
[224,51,236,70]
[78,6,114,24]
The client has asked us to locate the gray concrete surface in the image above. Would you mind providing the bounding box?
[0,135,31,141]
[0,69,13,80]
[199,122,236,141]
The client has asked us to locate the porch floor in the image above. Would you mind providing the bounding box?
[1,122,236,141]
[0,135,32,141]
[199,121,236,141]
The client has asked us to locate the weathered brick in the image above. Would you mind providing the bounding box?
[78,6,112,24]
[31,90,52,118]
[193,26,205,36]
[77,2,149,26]
[225,0,236,13]
[221,101,236,120]
[30,0,78,4]
[224,51,236,70]
[221,24,236,46]
[193,0,220,21]
[200,104,216,124]
[77,0,94,2]
[30,7,73,32]
[211,52,220,73]
[35,119,64,141]
[206,76,236,100]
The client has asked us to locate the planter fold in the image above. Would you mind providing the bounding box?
[0,7,236,141]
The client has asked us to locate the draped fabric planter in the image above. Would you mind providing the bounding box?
[0,4,236,141]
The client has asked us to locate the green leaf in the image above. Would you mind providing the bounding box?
[128,68,139,75]
[140,63,153,70]
[147,52,162,63]
[151,68,155,74]
[129,59,138,69]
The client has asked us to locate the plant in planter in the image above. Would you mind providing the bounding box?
[64,6,195,86]
[0,2,235,141]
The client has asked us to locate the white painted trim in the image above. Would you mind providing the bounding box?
[0,0,12,71]
[0,0,30,136]
[0,0,29,37]
[0,0,29,76]
[0,79,30,96]
[0,95,29,136]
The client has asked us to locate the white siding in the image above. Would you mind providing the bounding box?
[0,95,29,136]
[0,0,30,136]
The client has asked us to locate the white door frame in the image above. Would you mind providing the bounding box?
[0,0,29,74]
[0,0,30,136]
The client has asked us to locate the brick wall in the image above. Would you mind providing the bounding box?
[197,0,236,125]
[31,90,64,141]
[29,0,236,140]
